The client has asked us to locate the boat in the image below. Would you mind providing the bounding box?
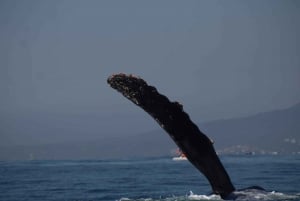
[172,149,187,161]
[172,156,188,161]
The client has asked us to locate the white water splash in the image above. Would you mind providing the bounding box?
[229,190,299,201]
[117,190,300,201]
[188,191,221,200]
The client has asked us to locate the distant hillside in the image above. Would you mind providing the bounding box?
[200,102,300,153]
[0,130,175,160]
[124,102,300,156]
[99,102,300,157]
[1,103,299,160]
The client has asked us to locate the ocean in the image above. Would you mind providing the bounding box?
[0,155,299,201]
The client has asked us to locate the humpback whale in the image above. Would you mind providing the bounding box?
[107,73,264,199]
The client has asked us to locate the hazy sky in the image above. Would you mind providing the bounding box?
[1,0,300,146]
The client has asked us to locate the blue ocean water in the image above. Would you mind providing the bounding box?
[0,155,299,201]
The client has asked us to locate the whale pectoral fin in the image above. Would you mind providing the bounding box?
[107,73,235,198]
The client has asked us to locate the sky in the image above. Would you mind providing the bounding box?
[0,0,300,149]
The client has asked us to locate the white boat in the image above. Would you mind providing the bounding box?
[172,156,187,161]
[172,149,187,161]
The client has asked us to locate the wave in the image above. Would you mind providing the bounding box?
[117,191,300,201]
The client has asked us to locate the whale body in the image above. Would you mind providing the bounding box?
[107,73,265,199]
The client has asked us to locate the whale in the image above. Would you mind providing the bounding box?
[107,73,265,199]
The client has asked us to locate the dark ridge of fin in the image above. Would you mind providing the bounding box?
[107,73,235,198]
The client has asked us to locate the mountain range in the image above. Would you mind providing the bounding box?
[118,101,300,157]
[1,102,299,160]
